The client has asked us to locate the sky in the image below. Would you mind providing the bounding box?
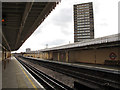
[15,0,119,53]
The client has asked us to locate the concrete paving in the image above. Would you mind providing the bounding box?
[2,56,44,89]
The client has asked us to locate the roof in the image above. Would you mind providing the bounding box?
[40,33,120,52]
[2,2,59,51]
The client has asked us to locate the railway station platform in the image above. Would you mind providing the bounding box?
[2,56,44,89]
[25,57,120,72]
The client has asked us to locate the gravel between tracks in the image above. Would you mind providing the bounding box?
[20,58,79,88]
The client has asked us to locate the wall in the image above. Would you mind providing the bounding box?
[69,49,95,63]
[69,47,119,64]
[23,47,119,64]
[2,50,11,60]
[59,51,66,62]
[53,52,58,61]
[96,47,119,64]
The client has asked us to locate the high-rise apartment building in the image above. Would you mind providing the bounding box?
[74,2,94,42]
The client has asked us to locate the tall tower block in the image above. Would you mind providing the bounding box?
[74,2,94,42]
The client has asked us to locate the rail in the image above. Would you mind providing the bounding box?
[17,56,120,90]
[16,56,73,90]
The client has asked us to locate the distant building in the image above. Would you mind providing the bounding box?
[74,2,94,42]
[26,48,31,52]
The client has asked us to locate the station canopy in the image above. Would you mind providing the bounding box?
[2,2,59,51]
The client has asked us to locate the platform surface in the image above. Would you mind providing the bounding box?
[2,56,44,89]
[27,57,120,73]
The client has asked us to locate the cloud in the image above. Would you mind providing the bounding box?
[52,8,72,27]
[100,23,108,26]
[49,3,73,36]
[41,39,66,48]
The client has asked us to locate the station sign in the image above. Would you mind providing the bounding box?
[109,52,117,60]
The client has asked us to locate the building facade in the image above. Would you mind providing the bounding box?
[26,48,31,52]
[74,2,94,42]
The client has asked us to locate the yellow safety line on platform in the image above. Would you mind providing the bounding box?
[19,64,37,90]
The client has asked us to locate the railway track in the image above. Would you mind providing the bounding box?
[16,57,73,90]
[16,56,120,90]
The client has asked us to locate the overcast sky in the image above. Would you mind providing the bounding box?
[15,0,119,53]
